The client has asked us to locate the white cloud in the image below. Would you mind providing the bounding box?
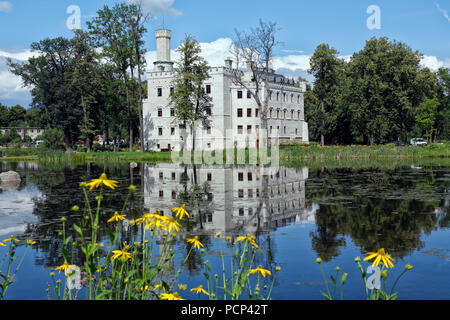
[0,1,11,12]
[0,50,37,103]
[131,0,182,16]
[0,49,38,61]
[420,55,450,71]
[436,3,450,23]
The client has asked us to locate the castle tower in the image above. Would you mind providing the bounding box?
[154,29,174,72]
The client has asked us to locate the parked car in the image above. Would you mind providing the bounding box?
[410,138,427,146]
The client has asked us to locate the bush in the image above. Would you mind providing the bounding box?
[39,128,65,150]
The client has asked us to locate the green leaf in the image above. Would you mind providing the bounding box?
[63,236,72,247]
[73,224,83,237]
[321,291,332,300]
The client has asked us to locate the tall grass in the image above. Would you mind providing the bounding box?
[280,143,449,163]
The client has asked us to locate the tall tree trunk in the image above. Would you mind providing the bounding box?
[123,72,133,153]
[321,100,325,146]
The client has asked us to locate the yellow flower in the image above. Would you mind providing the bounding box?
[56,261,75,276]
[236,234,258,248]
[160,292,184,300]
[135,213,155,225]
[172,204,190,220]
[165,217,181,233]
[107,212,126,223]
[3,235,20,243]
[178,284,187,291]
[405,264,413,270]
[363,248,394,269]
[26,240,36,245]
[249,265,272,278]
[154,283,165,291]
[85,173,118,191]
[190,285,209,296]
[144,214,168,231]
[186,236,204,249]
[0,242,6,247]
[112,245,134,262]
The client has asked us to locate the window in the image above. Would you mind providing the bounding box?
[170,108,175,116]
[206,127,211,134]
[248,172,253,181]
[207,213,213,222]
[276,92,279,101]
[171,127,175,136]
[277,110,280,118]
[247,108,252,117]
[270,126,272,134]
[237,90,243,99]
[248,189,253,198]
[237,108,243,117]
[269,91,273,100]
[247,90,252,99]
[295,128,298,135]
[159,172,163,180]
[298,95,301,104]
[158,108,163,117]
[291,110,294,119]
[159,190,164,198]
[172,191,177,200]
[157,88,162,97]
[207,173,212,181]
[284,110,287,119]
[170,87,174,95]
[248,208,253,216]
[157,144,160,149]
[237,125,243,134]
[206,85,211,94]
[238,172,244,181]
[284,126,286,134]
[255,109,260,117]
[270,109,273,118]
[158,128,163,136]
[247,125,252,134]
[256,188,260,197]
[238,189,244,198]
[291,94,294,103]
[171,172,176,180]
[206,107,212,116]
[239,208,244,216]
[298,111,301,120]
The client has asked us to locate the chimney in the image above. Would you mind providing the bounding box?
[224,58,233,69]
[246,61,254,73]
[154,29,174,72]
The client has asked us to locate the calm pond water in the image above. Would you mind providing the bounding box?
[0,161,449,300]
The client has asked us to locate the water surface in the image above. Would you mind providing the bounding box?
[0,161,449,300]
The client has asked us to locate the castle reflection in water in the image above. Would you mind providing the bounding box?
[143,164,316,236]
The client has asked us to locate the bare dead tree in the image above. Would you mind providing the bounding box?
[230,19,281,145]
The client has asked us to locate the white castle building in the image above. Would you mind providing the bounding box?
[143,29,309,152]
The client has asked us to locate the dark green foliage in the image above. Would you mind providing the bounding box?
[39,128,66,150]
[305,37,445,145]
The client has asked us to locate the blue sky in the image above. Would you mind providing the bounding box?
[1,0,449,107]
